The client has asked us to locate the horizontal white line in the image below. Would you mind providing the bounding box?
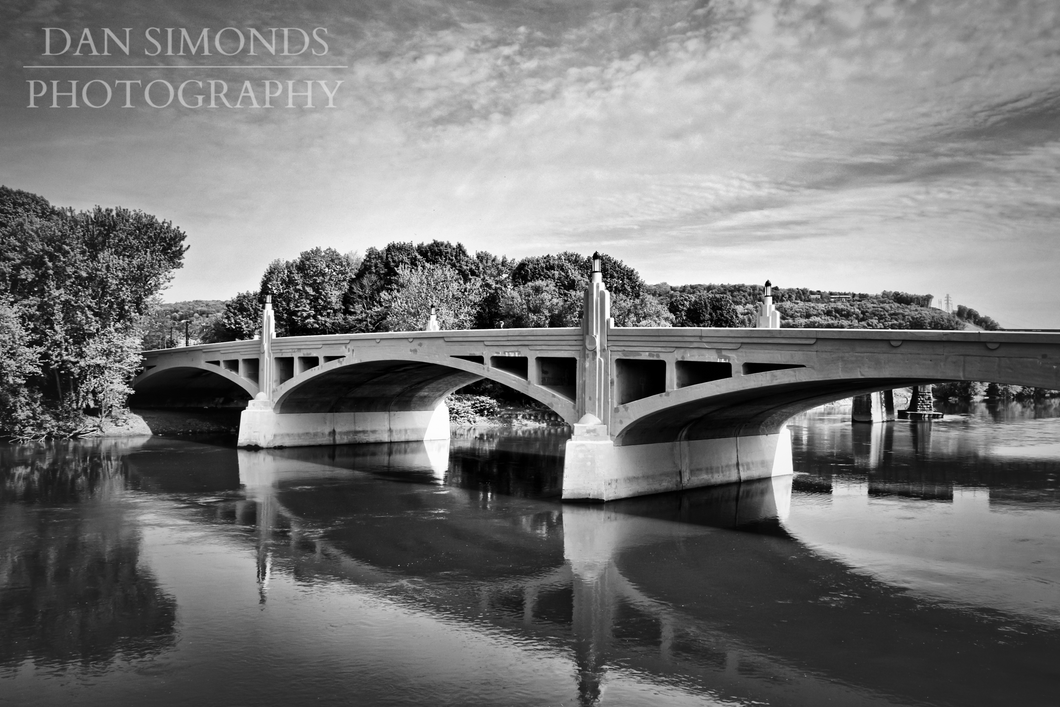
[24,65,349,69]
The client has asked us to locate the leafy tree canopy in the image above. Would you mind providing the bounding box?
[670,292,740,327]
[0,186,187,438]
[213,291,262,342]
[260,247,361,336]
[380,263,483,331]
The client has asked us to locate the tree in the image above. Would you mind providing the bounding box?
[670,292,739,327]
[882,291,934,308]
[509,252,587,293]
[0,185,56,223]
[0,297,44,438]
[986,382,1028,399]
[76,206,190,324]
[497,280,582,328]
[260,247,360,336]
[415,240,479,281]
[379,263,483,331]
[933,381,986,400]
[213,291,263,341]
[598,253,644,299]
[955,304,1002,331]
[353,242,422,295]
[0,187,187,436]
[72,324,142,420]
[471,251,513,329]
[501,251,650,328]
[612,292,673,327]
[346,241,484,331]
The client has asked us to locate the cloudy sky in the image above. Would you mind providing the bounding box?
[2,0,1058,327]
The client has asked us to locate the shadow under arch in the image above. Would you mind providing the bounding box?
[616,353,1060,446]
[272,356,580,424]
[130,364,257,408]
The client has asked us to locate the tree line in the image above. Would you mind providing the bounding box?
[201,245,967,342]
[206,245,674,339]
[954,304,1001,331]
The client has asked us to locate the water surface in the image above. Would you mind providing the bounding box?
[1,405,1058,706]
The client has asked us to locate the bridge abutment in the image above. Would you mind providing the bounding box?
[237,400,450,448]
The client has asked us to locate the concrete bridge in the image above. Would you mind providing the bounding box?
[134,257,1060,501]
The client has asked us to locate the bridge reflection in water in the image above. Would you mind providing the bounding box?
[217,426,1058,707]
[237,443,799,705]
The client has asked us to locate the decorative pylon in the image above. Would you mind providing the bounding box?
[757,280,780,328]
[578,252,611,426]
[259,295,275,400]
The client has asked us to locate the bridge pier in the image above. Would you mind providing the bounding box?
[237,400,450,448]
[563,424,793,502]
[897,384,942,421]
[852,390,896,424]
[563,264,794,501]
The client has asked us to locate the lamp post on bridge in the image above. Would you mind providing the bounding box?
[426,306,440,332]
[757,280,780,329]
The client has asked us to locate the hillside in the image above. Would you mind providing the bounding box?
[652,283,966,330]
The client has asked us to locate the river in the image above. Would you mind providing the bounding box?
[1,401,1058,706]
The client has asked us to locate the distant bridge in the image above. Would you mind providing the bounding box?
[135,258,1060,501]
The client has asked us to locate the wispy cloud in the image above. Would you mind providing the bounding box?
[1,0,1058,325]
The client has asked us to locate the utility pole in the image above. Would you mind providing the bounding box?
[943,294,953,313]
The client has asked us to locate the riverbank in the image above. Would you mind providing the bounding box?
[446,393,567,430]
[97,409,242,437]
[450,405,568,431]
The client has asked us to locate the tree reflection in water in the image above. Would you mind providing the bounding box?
[0,440,177,669]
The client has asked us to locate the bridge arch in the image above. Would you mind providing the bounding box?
[272,354,580,424]
[131,363,258,407]
[613,352,1060,446]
